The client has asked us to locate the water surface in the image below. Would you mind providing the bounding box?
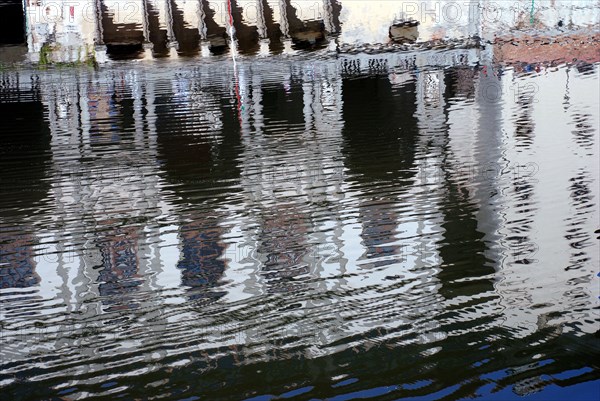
[0,53,599,400]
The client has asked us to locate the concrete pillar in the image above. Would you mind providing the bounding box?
[22,0,34,58]
[197,0,208,40]
[256,0,270,54]
[469,0,482,39]
[165,0,179,57]
[93,0,108,61]
[141,0,154,58]
[322,0,334,33]
[255,0,267,39]
[278,0,289,37]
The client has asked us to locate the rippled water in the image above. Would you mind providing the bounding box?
[1,52,599,400]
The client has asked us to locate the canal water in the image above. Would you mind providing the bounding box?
[0,52,599,400]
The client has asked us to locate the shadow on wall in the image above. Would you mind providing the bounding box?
[100,0,145,58]
[98,0,339,58]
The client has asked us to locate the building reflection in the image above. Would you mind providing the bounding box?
[0,78,50,219]
[258,207,310,293]
[341,71,418,271]
[96,224,142,311]
[436,66,496,301]
[52,75,153,312]
[156,72,242,302]
[0,227,40,289]
[327,0,342,34]
[409,62,505,350]
[1,47,599,399]
[0,78,49,290]
[216,61,350,352]
[246,68,312,293]
[10,71,181,370]
[177,217,227,301]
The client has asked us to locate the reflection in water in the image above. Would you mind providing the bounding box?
[0,81,50,217]
[97,224,142,311]
[0,80,48,290]
[0,55,599,400]
[0,227,40,289]
[155,74,241,301]
[258,203,311,293]
[177,214,227,301]
[342,74,418,272]
[565,170,594,271]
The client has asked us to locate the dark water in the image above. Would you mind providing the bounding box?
[1,53,599,400]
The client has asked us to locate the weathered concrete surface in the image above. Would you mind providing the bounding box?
[0,45,28,64]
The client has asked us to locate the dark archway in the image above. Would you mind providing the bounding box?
[0,0,26,44]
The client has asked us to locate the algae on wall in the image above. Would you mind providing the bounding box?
[38,43,52,65]
[36,42,98,67]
